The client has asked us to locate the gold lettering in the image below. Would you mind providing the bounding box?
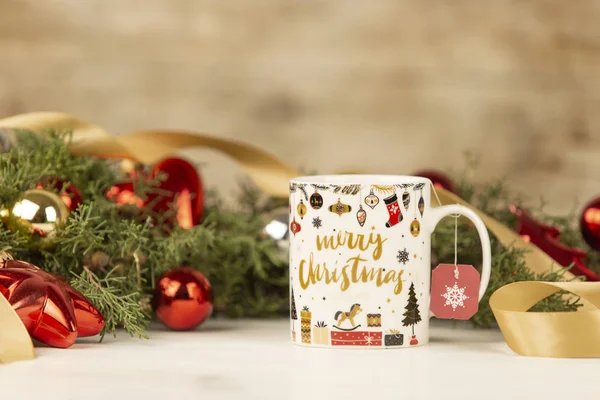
[316,231,386,260]
[316,235,337,251]
[383,269,404,294]
[301,231,400,294]
[339,265,350,291]
[298,256,311,290]
[370,232,387,261]
[337,231,346,247]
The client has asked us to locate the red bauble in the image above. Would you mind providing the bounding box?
[106,181,144,207]
[106,157,204,228]
[153,267,213,331]
[149,157,204,229]
[0,255,105,348]
[581,197,600,251]
[37,178,82,211]
[413,170,456,193]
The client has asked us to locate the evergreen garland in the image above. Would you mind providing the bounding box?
[0,131,287,338]
[0,132,591,338]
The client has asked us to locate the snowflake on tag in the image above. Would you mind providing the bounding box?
[441,283,469,310]
[397,248,409,265]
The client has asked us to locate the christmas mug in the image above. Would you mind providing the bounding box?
[288,175,491,348]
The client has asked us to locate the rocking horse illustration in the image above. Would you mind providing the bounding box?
[333,303,363,331]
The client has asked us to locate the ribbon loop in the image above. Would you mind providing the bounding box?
[490,281,600,358]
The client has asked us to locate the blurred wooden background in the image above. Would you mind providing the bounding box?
[0,0,598,212]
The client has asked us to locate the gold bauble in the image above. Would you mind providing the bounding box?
[410,219,421,237]
[296,199,307,219]
[328,198,352,216]
[12,189,69,235]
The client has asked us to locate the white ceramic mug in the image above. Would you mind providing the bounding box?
[289,175,491,348]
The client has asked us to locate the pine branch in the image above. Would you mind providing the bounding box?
[71,267,149,339]
[372,185,395,194]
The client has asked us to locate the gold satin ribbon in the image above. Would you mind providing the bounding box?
[0,111,598,358]
[0,112,295,198]
[490,282,600,357]
[0,291,35,363]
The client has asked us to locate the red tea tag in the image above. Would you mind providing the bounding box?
[430,264,480,320]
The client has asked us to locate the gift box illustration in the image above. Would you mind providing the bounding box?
[313,321,329,345]
[367,313,381,327]
[301,306,312,344]
[384,329,404,346]
[330,331,382,346]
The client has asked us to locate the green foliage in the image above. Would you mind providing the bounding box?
[0,133,591,337]
[432,158,583,327]
[0,131,286,338]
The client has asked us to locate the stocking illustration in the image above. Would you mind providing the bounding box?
[384,193,403,228]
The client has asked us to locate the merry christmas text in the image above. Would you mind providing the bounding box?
[297,231,403,294]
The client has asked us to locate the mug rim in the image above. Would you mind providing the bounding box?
[290,174,432,185]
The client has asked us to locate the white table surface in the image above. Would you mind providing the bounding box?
[0,319,597,400]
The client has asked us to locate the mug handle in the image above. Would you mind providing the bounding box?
[428,204,492,301]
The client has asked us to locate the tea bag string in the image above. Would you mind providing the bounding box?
[431,184,460,279]
[454,214,459,279]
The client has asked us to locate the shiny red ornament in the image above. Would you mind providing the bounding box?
[0,254,105,348]
[153,267,213,331]
[581,197,600,251]
[413,170,456,193]
[36,178,82,211]
[511,205,600,281]
[149,157,204,229]
[106,157,204,228]
[106,181,144,207]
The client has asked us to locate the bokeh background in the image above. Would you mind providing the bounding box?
[1,0,598,212]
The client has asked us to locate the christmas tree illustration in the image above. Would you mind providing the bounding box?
[402,282,422,345]
[291,288,298,333]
